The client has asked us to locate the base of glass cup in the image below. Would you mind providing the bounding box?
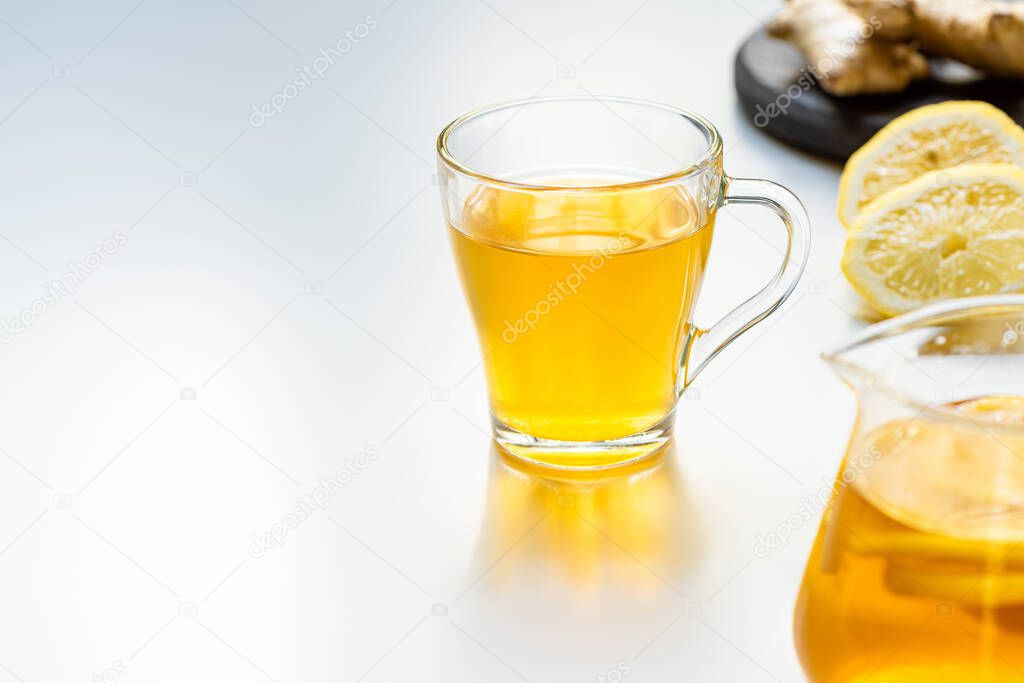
[492,411,674,470]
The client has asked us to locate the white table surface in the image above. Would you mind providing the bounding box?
[0,0,870,680]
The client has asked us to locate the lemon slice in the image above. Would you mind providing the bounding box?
[852,400,1024,544]
[846,397,1024,606]
[838,101,1024,227]
[842,163,1024,316]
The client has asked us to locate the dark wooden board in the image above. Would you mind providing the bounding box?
[734,28,1024,161]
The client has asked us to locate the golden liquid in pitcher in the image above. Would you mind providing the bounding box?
[795,396,1024,683]
[449,181,713,442]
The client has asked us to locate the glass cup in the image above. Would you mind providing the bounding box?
[437,96,810,469]
[795,295,1024,681]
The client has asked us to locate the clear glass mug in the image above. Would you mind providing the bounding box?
[437,96,810,469]
[795,295,1024,681]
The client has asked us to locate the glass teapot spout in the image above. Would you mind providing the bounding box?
[822,295,1024,410]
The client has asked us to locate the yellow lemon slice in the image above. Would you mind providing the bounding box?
[838,101,1024,227]
[846,397,1024,606]
[842,163,1024,316]
[850,395,1024,543]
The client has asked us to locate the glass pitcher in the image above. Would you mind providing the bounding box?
[794,295,1024,683]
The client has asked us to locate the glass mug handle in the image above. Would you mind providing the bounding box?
[683,176,811,387]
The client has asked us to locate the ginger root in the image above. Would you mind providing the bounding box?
[769,0,1024,96]
[911,0,1024,77]
[768,0,928,96]
[844,0,914,39]
[845,0,1024,77]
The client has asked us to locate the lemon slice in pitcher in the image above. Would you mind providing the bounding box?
[847,396,1024,605]
[838,101,1024,227]
[853,396,1024,542]
[842,163,1024,316]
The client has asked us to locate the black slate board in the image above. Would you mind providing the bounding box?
[734,28,1024,161]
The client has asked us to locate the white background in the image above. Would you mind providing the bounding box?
[0,0,869,681]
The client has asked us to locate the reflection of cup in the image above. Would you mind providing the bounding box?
[438,97,809,468]
[470,441,703,591]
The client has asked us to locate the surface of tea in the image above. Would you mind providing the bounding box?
[795,396,1024,682]
[449,182,713,442]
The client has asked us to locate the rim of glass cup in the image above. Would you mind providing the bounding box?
[436,95,724,192]
[822,294,1024,432]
